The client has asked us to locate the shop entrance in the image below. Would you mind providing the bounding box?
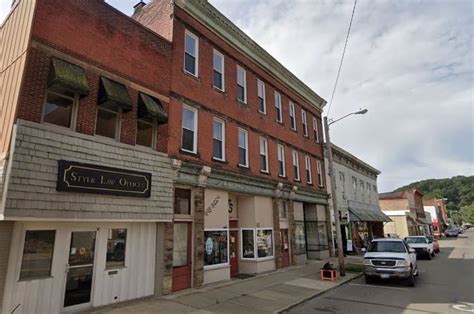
[63,231,97,310]
[172,222,192,291]
[281,229,290,267]
[229,230,239,276]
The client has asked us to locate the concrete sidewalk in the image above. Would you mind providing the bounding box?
[85,258,362,314]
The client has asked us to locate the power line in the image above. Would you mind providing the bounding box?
[326,0,358,117]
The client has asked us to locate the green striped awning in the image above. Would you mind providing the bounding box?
[98,77,132,112]
[48,58,89,96]
[138,93,168,123]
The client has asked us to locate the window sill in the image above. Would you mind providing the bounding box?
[278,175,287,179]
[180,148,199,157]
[238,164,249,169]
[237,99,248,106]
[204,263,230,271]
[258,110,267,115]
[260,170,270,175]
[212,157,228,164]
[294,178,301,182]
[307,182,314,186]
[183,70,200,82]
[256,256,275,262]
[18,275,53,282]
[290,128,298,133]
[212,86,226,95]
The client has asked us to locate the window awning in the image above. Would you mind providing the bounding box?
[348,202,391,222]
[98,77,132,112]
[138,92,168,123]
[48,57,89,96]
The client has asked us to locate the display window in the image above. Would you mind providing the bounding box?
[204,230,228,267]
[294,222,306,254]
[256,229,273,258]
[241,229,255,259]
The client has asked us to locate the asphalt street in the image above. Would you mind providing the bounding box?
[287,229,474,314]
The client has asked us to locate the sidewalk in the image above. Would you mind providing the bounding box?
[85,258,362,314]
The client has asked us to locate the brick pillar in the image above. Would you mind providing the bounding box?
[162,222,174,295]
[272,198,282,269]
[193,187,205,288]
[288,200,297,265]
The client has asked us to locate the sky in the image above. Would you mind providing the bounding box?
[1,0,472,192]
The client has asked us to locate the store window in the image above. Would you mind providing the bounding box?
[173,223,189,267]
[204,230,228,266]
[256,229,273,258]
[241,229,255,259]
[174,188,191,215]
[96,107,120,140]
[136,119,155,147]
[294,223,306,254]
[106,229,127,268]
[20,230,56,280]
[42,91,75,128]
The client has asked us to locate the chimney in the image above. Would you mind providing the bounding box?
[133,1,146,15]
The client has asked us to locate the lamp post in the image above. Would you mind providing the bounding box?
[324,108,367,277]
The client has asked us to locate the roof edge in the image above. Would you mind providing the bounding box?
[326,142,381,175]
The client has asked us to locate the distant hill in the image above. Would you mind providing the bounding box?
[394,175,474,212]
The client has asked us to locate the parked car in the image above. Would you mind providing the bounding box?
[445,228,459,238]
[405,236,434,259]
[363,238,418,287]
[425,235,440,253]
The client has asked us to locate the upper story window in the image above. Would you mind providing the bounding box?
[237,65,247,103]
[96,107,121,140]
[367,182,372,199]
[277,144,286,177]
[289,101,296,130]
[238,128,249,167]
[184,30,199,76]
[257,79,266,113]
[313,116,320,143]
[182,105,198,153]
[213,49,224,91]
[259,137,269,172]
[339,171,346,197]
[305,155,312,184]
[136,118,155,148]
[136,92,167,148]
[373,184,377,193]
[317,160,324,187]
[360,179,365,201]
[43,91,77,129]
[275,91,282,123]
[292,150,300,181]
[213,118,225,161]
[301,109,308,137]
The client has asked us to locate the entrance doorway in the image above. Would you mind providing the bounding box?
[172,222,192,291]
[229,230,239,276]
[63,231,97,309]
[281,229,290,267]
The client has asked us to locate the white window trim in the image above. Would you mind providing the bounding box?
[317,160,324,187]
[275,91,282,123]
[136,118,157,149]
[181,105,198,154]
[41,90,79,131]
[240,228,256,260]
[305,155,312,184]
[277,144,286,177]
[313,116,320,143]
[259,137,269,173]
[184,30,199,77]
[238,128,249,167]
[256,228,275,260]
[237,65,247,103]
[203,228,230,269]
[95,106,122,142]
[213,49,225,91]
[302,109,308,137]
[212,117,226,161]
[257,79,266,114]
[289,101,296,130]
[292,150,300,181]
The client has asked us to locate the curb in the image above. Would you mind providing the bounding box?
[275,272,363,313]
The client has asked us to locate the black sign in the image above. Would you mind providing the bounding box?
[57,160,151,198]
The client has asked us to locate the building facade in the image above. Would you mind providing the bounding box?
[324,144,389,254]
[423,198,448,236]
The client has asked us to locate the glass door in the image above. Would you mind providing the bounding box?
[64,231,96,309]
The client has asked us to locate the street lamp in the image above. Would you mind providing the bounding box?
[324,108,368,277]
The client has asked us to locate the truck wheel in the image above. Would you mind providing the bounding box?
[365,275,374,284]
[406,269,416,287]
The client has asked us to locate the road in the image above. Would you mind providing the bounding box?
[287,229,474,314]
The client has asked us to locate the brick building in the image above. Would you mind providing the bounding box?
[0,0,330,312]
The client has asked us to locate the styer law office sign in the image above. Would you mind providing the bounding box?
[57,160,151,197]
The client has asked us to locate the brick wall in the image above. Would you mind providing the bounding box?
[0,221,14,313]
[379,198,409,211]
[2,120,174,221]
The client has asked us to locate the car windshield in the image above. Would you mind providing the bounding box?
[367,241,406,253]
[406,237,427,244]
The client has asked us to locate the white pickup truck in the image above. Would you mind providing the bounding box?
[405,236,434,260]
[363,238,418,286]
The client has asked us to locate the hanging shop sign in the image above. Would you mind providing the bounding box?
[57,160,151,197]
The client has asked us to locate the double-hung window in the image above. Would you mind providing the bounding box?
[317,160,324,187]
[237,65,247,103]
[96,107,121,140]
[292,150,300,181]
[301,109,308,137]
[277,144,286,177]
[136,118,155,148]
[257,79,266,113]
[259,137,269,172]
[184,30,198,76]
[313,116,320,143]
[305,155,312,184]
[289,101,296,130]
[238,128,248,167]
[212,118,225,161]
[43,91,77,129]
[213,49,224,91]
[182,105,198,153]
[274,91,282,123]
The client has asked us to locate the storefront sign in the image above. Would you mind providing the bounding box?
[57,160,151,197]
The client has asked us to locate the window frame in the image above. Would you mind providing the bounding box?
[292,150,300,181]
[236,65,247,103]
[19,229,56,281]
[212,117,226,161]
[184,30,199,77]
[259,136,269,173]
[95,106,122,141]
[106,228,127,269]
[301,109,308,137]
[274,91,283,123]
[240,228,256,260]
[305,155,312,184]
[289,101,296,130]
[238,128,249,167]
[174,188,192,215]
[136,118,157,149]
[257,79,266,114]
[41,90,78,130]
[256,228,274,260]
[317,160,324,187]
[312,116,320,143]
[212,49,225,91]
[277,144,286,177]
[181,105,198,154]
[203,228,229,269]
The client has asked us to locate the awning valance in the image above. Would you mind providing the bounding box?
[98,77,132,112]
[348,202,391,222]
[138,92,168,123]
[48,57,89,96]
